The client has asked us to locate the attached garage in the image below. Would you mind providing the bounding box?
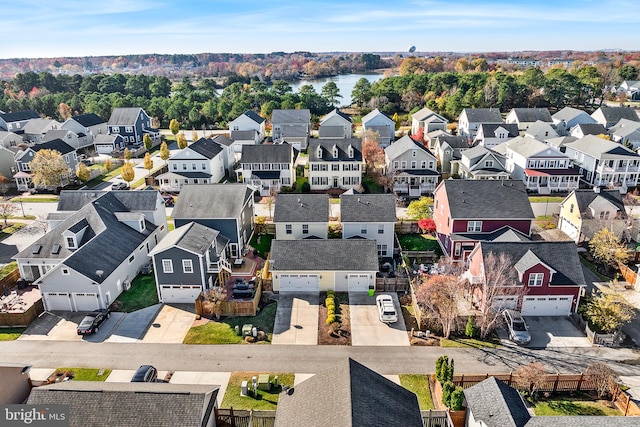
[44,293,71,311]
[72,293,100,311]
[279,274,320,293]
[160,285,202,303]
[559,218,579,242]
[492,296,518,310]
[521,295,573,316]
[348,274,372,292]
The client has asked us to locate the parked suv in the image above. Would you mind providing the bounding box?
[502,309,531,345]
[376,294,398,324]
[131,365,158,382]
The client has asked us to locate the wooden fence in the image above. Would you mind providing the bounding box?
[215,408,275,427]
[403,250,438,262]
[0,269,20,295]
[0,298,44,327]
[617,262,637,289]
[421,410,453,427]
[570,313,619,346]
[395,221,420,234]
[196,284,262,318]
[375,277,410,292]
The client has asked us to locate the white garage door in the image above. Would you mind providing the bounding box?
[559,218,579,242]
[160,285,202,303]
[348,274,371,292]
[73,293,100,311]
[279,274,319,292]
[521,295,573,316]
[492,296,518,310]
[44,293,71,311]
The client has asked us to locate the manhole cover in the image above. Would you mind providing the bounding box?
[294,325,302,329]
[152,323,161,328]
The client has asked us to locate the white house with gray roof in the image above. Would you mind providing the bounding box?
[458,145,509,180]
[228,110,266,143]
[569,122,607,139]
[274,193,329,240]
[591,106,640,129]
[552,107,595,135]
[523,120,558,141]
[505,108,553,131]
[0,131,22,148]
[319,109,352,139]
[93,134,124,154]
[473,123,518,148]
[411,107,447,136]
[609,118,640,149]
[307,138,364,191]
[434,134,470,176]
[361,108,395,147]
[458,108,503,137]
[384,135,439,196]
[271,109,310,149]
[340,194,396,257]
[13,190,167,312]
[236,143,296,196]
[22,118,60,144]
[61,113,107,147]
[42,129,85,150]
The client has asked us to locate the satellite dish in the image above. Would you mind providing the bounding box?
[408,45,416,54]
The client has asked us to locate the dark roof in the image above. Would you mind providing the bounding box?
[319,126,348,138]
[108,107,145,125]
[32,138,75,155]
[252,171,281,179]
[171,171,212,179]
[340,194,396,222]
[594,106,640,123]
[281,126,309,137]
[274,194,329,222]
[26,381,218,427]
[479,241,585,286]
[172,184,253,219]
[320,108,352,124]
[212,135,234,147]
[72,113,105,127]
[57,190,160,212]
[270,240,378,271]
[240,143,295,164]
[441,180,534,220]
[276,358,422,427]
[436,134,470,149]
[573,123,607,135]
[571,189,626,217]
[509,108,552,123]
[0,110,40,123]
[308,138,363,162]
[271,109,310,124]
[189,138,223,159]
[461,108,503,122]
[243,110,265,124]
[478,123,519,138]
[152,222,229,256]
[395,169,440,176]
[464,377,530,427]
[230,130,258,140]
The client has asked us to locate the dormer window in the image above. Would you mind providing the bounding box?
[317,146,322,158]
[333,145,338,159]
[347,145,354,158]
[140,220,145,231]
[66,237,76,249]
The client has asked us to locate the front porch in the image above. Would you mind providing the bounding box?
[524,169,580,194]
[156,172,212,192]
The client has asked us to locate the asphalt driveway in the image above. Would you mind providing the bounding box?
[141,304,196,343]
[497,315,591,348]
[349,292,409,346]
[271,293,318,345]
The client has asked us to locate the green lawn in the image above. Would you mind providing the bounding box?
[9,196,59,203]
[112,274,158,312]
[0,224,25,242]
[362,176,383,193]
[397,234,442,254]
[0,327,26,341]
[250,234,274,259]
[0,261,17,280]
[55,368,112,381]
[532,397,621,416]
[440,337,501,348]
[184,302,278,344]
[399,374,434,410]
[294,176,308,193]
[579,255,612,282]
[221,372,294,410]
[529,196,565,203]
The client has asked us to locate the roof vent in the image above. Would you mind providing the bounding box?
[96,270,104,278]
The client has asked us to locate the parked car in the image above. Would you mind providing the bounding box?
[376,294,398,324]
[77,309,111,335]
[131,365,158,382]
[162,195,175,207]
[502,309,531,345]
[111,182,129,190]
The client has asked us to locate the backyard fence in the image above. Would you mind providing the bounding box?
[215,408,276,427]
[570,313,619,346]
[375,277,410,292]
[421,410,453,427]
[395,221,420,234]
[196,284,262,318]
[0,298,44,327]
[0,269,20,295]
[617,262,638,289]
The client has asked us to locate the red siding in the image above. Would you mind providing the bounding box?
[524,264,581,310]
[433,184,451,235]
[452,219,532,235]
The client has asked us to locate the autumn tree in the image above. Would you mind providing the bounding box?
[418,218,436,234]
[0,201,18,227]
[159,141,170,165]
[589,228,629,271]
[76,163,90,182]
[58,102,72,120]
[516,362,548,400]
[177,133,188,149]
[407,197,432,220]
[124,148,131,162]
[29,149,71,189]
[120,162,135,185]
[104,158,112,172]
[586,289,636,334]
[361,129,384,175]
[0,173,9,196]
[203,288,226,320]
[415,274,463,339]
[585,363,619,399]
[143,134,153,151]
[33,214,49,235]
[169,119,180,136]
[392,112,401,131]
[143,152,154,176]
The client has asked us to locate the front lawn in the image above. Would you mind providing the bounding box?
[532,395,621,416]
[0,223,25,242]
[250,234,274,259]
[112,274,158,312]
[54,368,112,381]
[221,372,294,410]
[440,337,501,348]
[183,302,278,344]
[529,196,565,203]
[0,261,18,280]
[397,234,441,254]
[399,374,434,410]
[0,327,25,341]
[9,196,59,203]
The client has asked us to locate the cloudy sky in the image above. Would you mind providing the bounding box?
[1,0,638,58]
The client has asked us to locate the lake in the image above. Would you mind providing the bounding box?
[288,73,384,106]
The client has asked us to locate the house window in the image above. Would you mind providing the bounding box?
[172,164,177,170]
[454,243,461,257]
[125,126,133,133]
[411,161,416,169]
[401,161,407,168]
[361,226,367,234]
[66,237,75,249]
[394,161,399,169]
[286,224,292,234]
[202,163,206,170]
[485,160,494,168]
[182,163,187,170]
[128,255,135,263]
[183,259,193,273]
[332,164,340,171]
[467,221,482,232]
[140,220,145,231]
[569,204,574,213]
[600,211,610,220]
[378,225,384,234]
[412,150,417,157]
[377,244,388,256]
[302,224,309,234]
[421,161,426,168]
[428,161,434,169]
[162,259,173,273]
[192,163,197,170]
[528,273,544,287]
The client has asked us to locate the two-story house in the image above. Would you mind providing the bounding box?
[172,184,255,261]
[433,134,470,176]
[211,135,235,173]
[384,135,439,197]
[411,107,447,136]
[0,131,23,148]
[41,129,82,150]
[340,194,396,258]
[433,180,534,261]
[552,107,596,136]
[61,113,107,147]
[229,110,266,145]
[609,118,640,149]
[473,123,519,148]
[457,108,503,137]
[361,108,395,147]
[564,134,640,192]
[505,108,553,132]
[457,145,509,180]
[156,137,225,192]
[271,109,310,150]
[149,222,231,303]
[492,136,580,194]
[274,194,329,240]
[107,107,159,146]
[569,122,607,139]
[0,110,40,133]
[13,190,167,311]
[14,139,78,192]
[22,118,60,144]
[307,138,363,191]
[523,120,558,141]
[591,106,639,129]
[236,143,296,196]
[93,134,125,154]
[319,109,352,139]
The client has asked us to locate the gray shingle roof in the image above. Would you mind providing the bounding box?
[151,222,229,256]
[361,108,394,125]
[320,108,352,125]
[172,184,253,219]
[94,134,120,144]
[275,358,422,427]
[243,110,265,124]
[108,107,145,125]
[436,134,470,149]
[57,190,160,212]
[319,126,348,138]
[570,189,626,217]
[231,130,258,140]
[189,138,223,159]
[525,416,640,426]
[308,138,363,162]
[441,180,534,220]
[273,194,329,223]
[32,138,75,155]
[270,240,378,271]
[240,143,295,164]
[609,118,640,137]
[464,377,530,427]
[412,107,445,122]
[271,109,310,124]
[281,126,308,137]
[72,113,105,127]
[572,123,607,135]
[460,108,503,123]
[478,123,519,138]
[42,129,76,142]
[26,381,218,427]
[23,118,59,134]
[565,135,639,160]
[493,136,562,158]
[593,106,640,124]
[385,135,434,160]
[340,194,396,222]
[0,110,40,123]
[212,135,234,147]
[509,108,553,123]
[552,107,592,122]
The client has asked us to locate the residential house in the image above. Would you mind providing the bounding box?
[615,80,640,101]
[22,118,60,144]
[0,146,16,181]
[433,180,534,261]
[411,107,447,136]
[269,239,378,292]
[307,138,363,191]
[172,184,255,261]
[545,135,577,153]
[276,358,423,427]
[384,135,439,197]
[271,109,310,150]
[424,129,449,150]
[236,143,296,196]
[149,222,231,303]
[13,190,167,311]
[552,106,596,135]
[457,108,503,137]
[27,382,219,427]
[609,118,640,149]
[457,145,509,180]
[0,131,23,148]
[107,107,159,146]
[361,108,395,147]
[523,120,558,141]
[492,136,580,194]
[211,135,235,173]
[564,134,640,191]
[473,123,518,148]
[570,122,607,139]
[93,134,124,154]
[558,189,628,243]
[274,193,329,240]
[505,108,553,131]
[0,363,32,404]
[14,139,78,192]
[466,240,585,315]
[229,130,260,154]
[591,106,639,129]
[156,137,225,192]
[42,129,82,150]
[0,110,40,133]
[61,113,107,147]
[319,108,352,139]
[434,134,470,176]
[228,110,266,141]
[340,194,396,258]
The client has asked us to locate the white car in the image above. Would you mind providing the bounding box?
[376,295,398,324]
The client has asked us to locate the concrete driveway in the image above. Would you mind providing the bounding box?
[142,304,196,343]
[106,304,163,343]
[498,316,590,348]
[18,311,124,342]
[271,293,318,345]
[349,293,409,346]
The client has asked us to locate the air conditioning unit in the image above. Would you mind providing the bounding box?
[123,281,131,291]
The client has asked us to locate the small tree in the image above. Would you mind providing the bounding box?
[442,381,455,407]
[0,173,8,197]
[435,356,447,382]
[177,133,188,149]
[120,162,135,186]
[450,387,465,410]
[76,163,90,183]
[586,289,636,334]
[416,275,462,339]
[435,355,454,383]
[585,363,619,399]
[124,148,131,162]
[515,362,547,400]
[169,119,180,136]
[418,218,436,234]
[465,315,477,338]
[29,149,71,189]
[143,134,153,151]
[407,197,432,220]
[589,228,630,271]
[265,189,276,219]
[159,141,170,165]
[362,129,384,175]
[33,214,49,235]
[104,158,113,172]
[203,287,226,320]
[0,201,18,227]
[143,152,154,176]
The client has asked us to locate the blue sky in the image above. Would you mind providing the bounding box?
[1,0,638,58]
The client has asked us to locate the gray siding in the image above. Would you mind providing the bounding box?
[153,247,204,286]
[174,218,239,244]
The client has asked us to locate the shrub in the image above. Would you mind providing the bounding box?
[301,182,310,193]
[465,316,477,338]
[326,300,335,309]
[327,290,335,297]
[450,387,465,410]
[436,356,454,383]
[326,314,336,325]
[435,356,447,382]
[442,381,455,407]
[327,307,335,316]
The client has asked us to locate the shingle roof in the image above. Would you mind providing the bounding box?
[460,108,503,123]
[609,118,640,138]
[26,381,218,427]
[572,123,607,136]
[94,134,120,144]
[172,184,253,219]
[464,377,530,427]
[42,129,76,142]
[72,113,105,127]
[592,106,640,124]
[230,130,258,141]
[509,108,553,123]
[320,108,352,125]
[240,143,295,164]
[340,194,396,222]
[412,107,445,122]
[57,190,160,212]
[273,194,329,223]
[270,240,379,271]
[23,118,59,134]
[570,189,626,217]
[361,108,394,125]
[32,138,75,155]
[552,107,592,123]
[524,121,558,139]
[0,110,40,123]
[275,358,422,427]
[319,126,348,138]
[108,107,145,125]
[150,222,228,256]
[385,135,434,160]
[493,136,563,158]
[477,123,519,138]
[441,180,534,220]
[525,416,640,427]
[271,109,310,124]
[243,110,265,124]
[436,134,469,149]
[565,135,639,159]
[188,138,223,159]
[212,135,234,147]
[308,138,363,162]
[281,126,308,137]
